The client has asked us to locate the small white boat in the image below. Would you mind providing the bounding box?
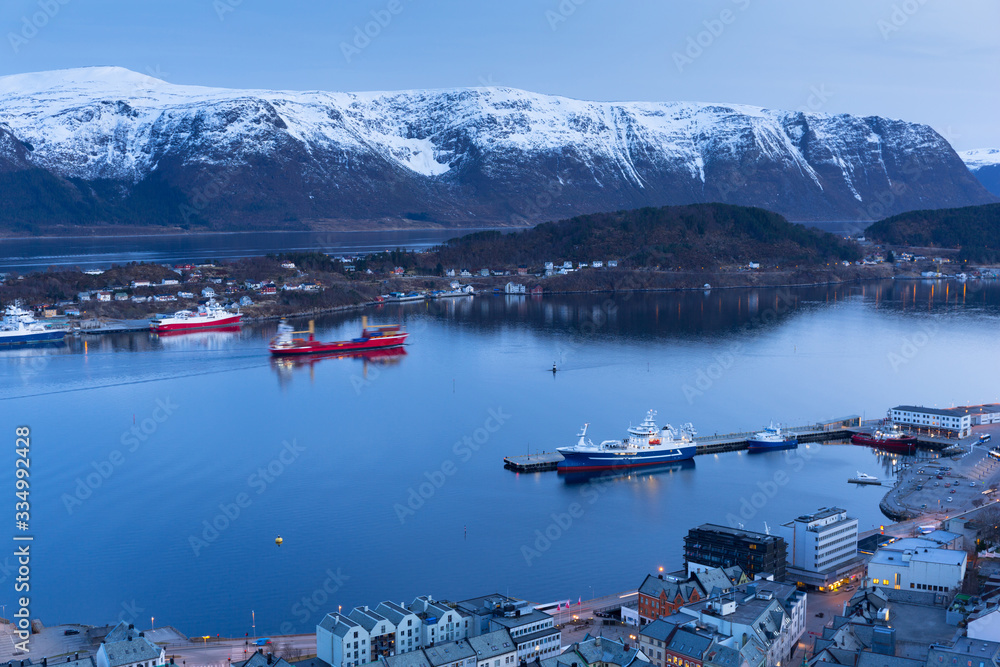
[848,472,881,485]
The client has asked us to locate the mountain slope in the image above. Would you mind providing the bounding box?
[961,148,1000,197]
[0,66,994,231]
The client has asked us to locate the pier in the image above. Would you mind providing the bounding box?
[504,452,564,471]
[502,414,980,472]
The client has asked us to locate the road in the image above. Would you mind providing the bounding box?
[164,635,316,667]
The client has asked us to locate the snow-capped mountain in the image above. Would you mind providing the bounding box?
[960,148,1000,197]
[0,66,993,230]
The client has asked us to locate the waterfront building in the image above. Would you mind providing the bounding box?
[318,612,372,667]
[409,596,471,646]
[96,623,166,667]
[865,537,968,595]
[926,639,1000,666]
[369,630,516,667]
[684,524,787,581]
[779,507,864,590]
[375,601,424,654]
[889,406,972,437]
[466,630,518,667]
[484,602,560,662]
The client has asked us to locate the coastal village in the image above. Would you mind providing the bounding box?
[5,408,1000,667]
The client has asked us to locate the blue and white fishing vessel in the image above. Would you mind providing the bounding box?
[746,423,798,452]
[557,410,697,471]
[0,303,68,346]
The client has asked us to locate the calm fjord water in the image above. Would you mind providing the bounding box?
[2,279,998,636]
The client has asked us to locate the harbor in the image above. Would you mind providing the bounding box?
[503,413,976,472]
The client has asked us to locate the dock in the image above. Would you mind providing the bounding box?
[504,452,564,472]
[77,318,152,334]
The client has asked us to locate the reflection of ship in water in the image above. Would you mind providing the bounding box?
[559,459,695,486]
[271,346,407,384]
[153,325,241,345]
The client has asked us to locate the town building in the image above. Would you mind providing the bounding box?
[234,653,293,667]
[889,406,972,437]
[96,623,166,667]
[779,507,864,590]
[539,636,650,667]
[684,524,787,580]
[484,602,559,662]
[637,566,744,623]
[677,580,804,667]
[866,537,968,595]
[409,596,471,646]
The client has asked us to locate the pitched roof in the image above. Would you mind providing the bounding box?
[234,654,295,667]
[423,640,476,667]
[467,630,515,660]
[100,635,163,667]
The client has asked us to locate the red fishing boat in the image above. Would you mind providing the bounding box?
[851,424,917,454]
[268,317,407,355]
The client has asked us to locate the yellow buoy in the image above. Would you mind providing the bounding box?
[275,536,283,547]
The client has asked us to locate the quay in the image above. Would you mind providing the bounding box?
[504,452,563,471]
[77,318,151,334]
[503,413,977,472]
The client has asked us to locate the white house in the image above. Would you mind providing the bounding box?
[130,280,151,288]
[866,537,967,594]
[591,261,603,269]
[201,287,216,298]
[504,283,526,294]
[96,623,166,667]
[376,600,424,654]
[318,612,371,667]
[479,269,490,277]
[410,596,471,646]
[608,260,618,268]
[97,291,112,302]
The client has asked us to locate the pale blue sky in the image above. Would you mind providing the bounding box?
[2,0,998,149]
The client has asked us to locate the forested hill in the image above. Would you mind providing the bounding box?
[432,204,860,270]
[865,203,1000,262]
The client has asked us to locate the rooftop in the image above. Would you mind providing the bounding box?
[687,524,784,544]
[893,405,971,418]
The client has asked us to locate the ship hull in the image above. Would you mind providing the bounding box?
[0,330,66,345]
[747,437,798,452]
[269,333,408,355]
[850,433,917,453]
[556,445,696,471]
[151,314,242,333]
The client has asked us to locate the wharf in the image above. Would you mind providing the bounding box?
[504,452,564,472]
[77,318,151,334]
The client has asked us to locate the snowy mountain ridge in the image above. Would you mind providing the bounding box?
[0,66,994,228]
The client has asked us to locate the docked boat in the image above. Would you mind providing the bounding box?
[0,303,68,346]
[851,424,917,453]
[381,292,426,303]
[557,410,697,472]
[747,423,798,452]
[268,317,408,356]
[150,300,241,333]
[848,471,881,485]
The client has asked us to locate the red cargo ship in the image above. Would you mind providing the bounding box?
[268,317,407,355]
[851,426,917,454]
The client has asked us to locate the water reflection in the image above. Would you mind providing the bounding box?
[558,459,696,486]
[270,346,408,386]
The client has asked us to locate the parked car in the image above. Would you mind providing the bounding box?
[947,497,953,502]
